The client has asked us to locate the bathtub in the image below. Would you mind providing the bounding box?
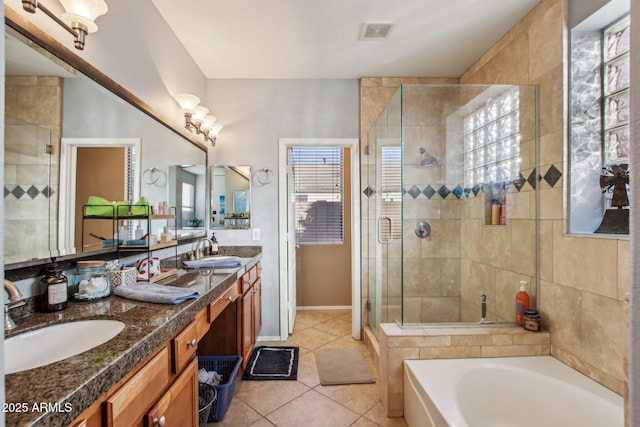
[404,356,623,427]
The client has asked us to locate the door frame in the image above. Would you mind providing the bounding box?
[59,138,141,252]
[278,138,361,340]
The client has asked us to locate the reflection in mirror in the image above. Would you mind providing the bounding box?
[168,165,207,240]
[4,24,207,267]
[210,166,251,230]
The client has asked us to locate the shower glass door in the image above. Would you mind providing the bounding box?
[367,89,403,337]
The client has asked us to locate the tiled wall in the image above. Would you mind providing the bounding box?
[4,76,62,261]
[459,0,627,395]
[361,0,628,417]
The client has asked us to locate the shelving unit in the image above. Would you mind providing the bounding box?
[81,205,178,282]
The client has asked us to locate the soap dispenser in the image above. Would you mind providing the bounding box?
[211,233,219,255]
[38,259,68,313]
[515,280,530,325]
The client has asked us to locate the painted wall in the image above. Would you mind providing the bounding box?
[460,0,627,395]
[205,79,359,337]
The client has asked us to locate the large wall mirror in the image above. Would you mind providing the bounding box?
[210,165,251,230]
[4,19,207,268]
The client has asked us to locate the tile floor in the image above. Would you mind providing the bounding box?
[210,309,407,427]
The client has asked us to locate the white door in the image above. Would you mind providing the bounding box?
[286,157,297,334]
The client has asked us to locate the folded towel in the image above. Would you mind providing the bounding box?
[183,256,242,269]
[113,282,198,304]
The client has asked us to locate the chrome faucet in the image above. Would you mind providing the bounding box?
[4,279,25,330]
[195,238,212,260]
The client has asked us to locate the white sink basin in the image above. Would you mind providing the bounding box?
[5,319,125,374]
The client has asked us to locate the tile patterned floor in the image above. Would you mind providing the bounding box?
[209,309,407,427]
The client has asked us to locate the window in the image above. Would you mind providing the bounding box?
[290,146,344,244]
[569,12,630,233]
[462,87,521,188]
[182,182,195,226]
[381,146,402,240]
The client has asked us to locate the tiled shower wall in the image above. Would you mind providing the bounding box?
[361,0,627,398]
[4,76,61,261]
[460,0,627,395]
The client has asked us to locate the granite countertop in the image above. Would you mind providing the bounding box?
[5,250,261,427]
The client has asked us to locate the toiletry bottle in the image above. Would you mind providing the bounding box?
[38,259,68,312]
[135,224,144,240]
[211,233,219,255]
[515,280,530,325]
[491,199,500,225]
[500,197,507,225]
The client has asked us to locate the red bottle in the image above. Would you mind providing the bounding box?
[515,281,530,325]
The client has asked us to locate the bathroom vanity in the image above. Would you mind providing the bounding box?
[4,250,261,427]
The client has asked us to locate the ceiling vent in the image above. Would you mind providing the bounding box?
[359,22,395,40]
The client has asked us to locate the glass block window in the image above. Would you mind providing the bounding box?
[462,88,521,188]
[602,16,630,165]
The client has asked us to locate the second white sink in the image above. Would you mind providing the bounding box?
[5,319,125,374]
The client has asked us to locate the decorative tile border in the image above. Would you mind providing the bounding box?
[4,185,55,200]
[362,165,562,200]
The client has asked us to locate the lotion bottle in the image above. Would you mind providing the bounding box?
[515,280,530,325]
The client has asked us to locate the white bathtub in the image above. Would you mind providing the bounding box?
[404,356,623,427]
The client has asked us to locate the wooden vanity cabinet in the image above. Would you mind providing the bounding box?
[145,358,198,427]
[240,262,262,369]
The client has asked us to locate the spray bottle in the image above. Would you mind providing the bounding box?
[515,280,530,325]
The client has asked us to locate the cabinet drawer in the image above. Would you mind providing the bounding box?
[104,346,170,426]
[172,321,199,374]
[209,281,239,323]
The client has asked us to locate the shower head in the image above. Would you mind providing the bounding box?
[419,147,438,167]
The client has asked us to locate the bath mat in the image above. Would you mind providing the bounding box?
[242,346,299,380]
[315,348,375,386]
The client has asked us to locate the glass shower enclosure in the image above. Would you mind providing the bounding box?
[363,84,538,336]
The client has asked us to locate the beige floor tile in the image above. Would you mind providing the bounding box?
[288,327,340,350]
[314,317,353,337]
[266,389,360,427]
[296,310,335,325]
[236,379,310,415]
[296,351,320,388]
[209,397,262,427]
[363,402,408,427]
[248,419,276,427]
[351,417,384,427]
[315,382,380,415]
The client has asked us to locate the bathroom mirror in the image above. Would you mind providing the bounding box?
[210,165,251,230]
[4,14,207,268]
[168,165,207,239]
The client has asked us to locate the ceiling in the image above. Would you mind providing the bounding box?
[151,0,540,79]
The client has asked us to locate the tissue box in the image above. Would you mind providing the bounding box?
[136,257,161,281]
[109,267,137,287]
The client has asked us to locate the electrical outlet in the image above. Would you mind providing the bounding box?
[252,228,260,241]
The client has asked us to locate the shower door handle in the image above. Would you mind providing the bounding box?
[377,216,393,244]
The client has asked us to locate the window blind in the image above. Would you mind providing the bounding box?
[381,146,402,241]
[290,146,344,244]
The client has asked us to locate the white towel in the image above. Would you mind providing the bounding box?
[113,282,198,304]
[198,368,222,385]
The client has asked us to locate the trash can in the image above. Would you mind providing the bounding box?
[198,383,217,427]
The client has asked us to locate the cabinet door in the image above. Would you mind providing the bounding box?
[241,289,253,364]
[146,357,198,427]
[253,278,262,341]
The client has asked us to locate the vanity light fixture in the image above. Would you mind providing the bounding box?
[174,94,223,146]
[22,0,108,50]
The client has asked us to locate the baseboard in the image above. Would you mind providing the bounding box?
[296,305,351,310]
[256,336,281,342]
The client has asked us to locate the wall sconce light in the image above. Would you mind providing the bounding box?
[22,0,108,50]
[175,94,223,146]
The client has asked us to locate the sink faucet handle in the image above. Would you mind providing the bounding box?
[4,279,24,303]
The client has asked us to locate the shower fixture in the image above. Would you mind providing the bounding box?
[419,147,438,167]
